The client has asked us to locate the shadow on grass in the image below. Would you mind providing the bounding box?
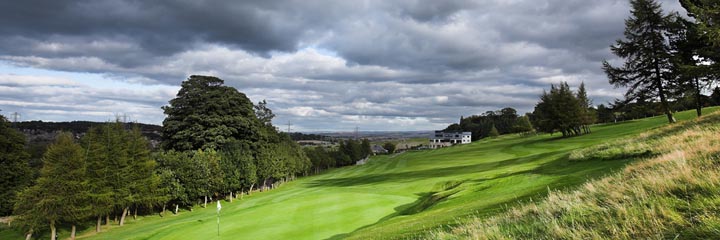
[323,151,636,240]
[304,151,567,188]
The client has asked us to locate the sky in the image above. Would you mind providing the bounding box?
[0,0,686,132]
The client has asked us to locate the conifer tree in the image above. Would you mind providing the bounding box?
[21,133,90,240]
[603,0,678,123]
[682,0,720,46]
[488,125,500,137]
[0,113,31,216]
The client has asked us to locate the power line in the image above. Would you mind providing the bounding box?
[11,112,20,123]
[287,121,292,133]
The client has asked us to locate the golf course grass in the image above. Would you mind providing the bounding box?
[4,107,716,240]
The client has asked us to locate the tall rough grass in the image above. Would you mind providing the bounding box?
[433,112,720,239]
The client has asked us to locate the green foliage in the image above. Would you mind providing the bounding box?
[532,82,590,137]
[361,139,372,158]
[192,149,223,199]
[0,114,31,216]
[162,75,260,151]
[155,151,194,206]
[447,107,522,140]
[682,0,720,46]
[602,0,677,123]
[383,142,396,154]
[15,132,90,233]
[513,115,534,133]
[712,87,720,105]
[488,125,499,137]
[254,99,275,126]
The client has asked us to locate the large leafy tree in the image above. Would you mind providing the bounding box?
[162,75,260,151]
[0,113,31,216]
[603,0,678,124]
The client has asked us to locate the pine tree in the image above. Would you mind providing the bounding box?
[82,125,116,232]
[682,0,720,46]
[603,0,678,123]
[576,82,594,133]
[124,127,163,223]
[22,133,90,240]
[0,114,31,216]
[488,125,500,137]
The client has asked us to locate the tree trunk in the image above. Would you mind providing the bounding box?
[50,220,56,240]
[133,207,137,220]
[106,215,110,226]
[119,207,129,226]
[24,229,32,240]
[654,57,675,124]
[96,216,102,232]
[695,77,702,117]
[241,190,244,200]
[161,204,166,217]
[204,196,208,208]
[71,224,77,240]
[229,191,233,203]
[175,204,179,215]
[249,183,255,195]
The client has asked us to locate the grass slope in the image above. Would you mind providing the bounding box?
[4,108,715,240]
[434,110,720,239]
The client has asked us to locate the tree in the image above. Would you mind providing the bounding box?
[488,125,500,137]
[383,142,396,154]
[682,0,720,46]
[124,127,163,223]
[712,86,720,105]
[82,125,114,232]
[162,75,260,151]
[576,82,595,133]
[596,104,616,123]
[19,133,90,240]
[360,139,372,159]
[155,151,193,211]
[254,100,276,126]
[0,113,31,216]
[532,82,588,137]
[603,0,678,124]
[514,115,534,133]
[192,149,223,208]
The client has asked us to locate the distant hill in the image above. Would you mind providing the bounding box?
[15,120,162,141]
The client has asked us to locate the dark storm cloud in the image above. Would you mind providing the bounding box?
[0,0,321,61]
[0,0,687,130]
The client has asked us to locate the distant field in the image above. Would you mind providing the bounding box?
[5,108,716,240]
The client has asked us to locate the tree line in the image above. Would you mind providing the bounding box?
[443,107,534,140]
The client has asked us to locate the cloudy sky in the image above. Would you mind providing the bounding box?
[0,0,686,131]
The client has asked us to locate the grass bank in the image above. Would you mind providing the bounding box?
[434,110,720,239]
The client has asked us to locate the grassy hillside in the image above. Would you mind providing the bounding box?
[434,109,720,239]
[3,108,715,240]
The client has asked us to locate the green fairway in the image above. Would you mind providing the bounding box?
[10,108,713,240]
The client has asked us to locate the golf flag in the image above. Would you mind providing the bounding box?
[217,200,222,213]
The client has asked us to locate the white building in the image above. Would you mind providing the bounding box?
[429,131,471,149]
